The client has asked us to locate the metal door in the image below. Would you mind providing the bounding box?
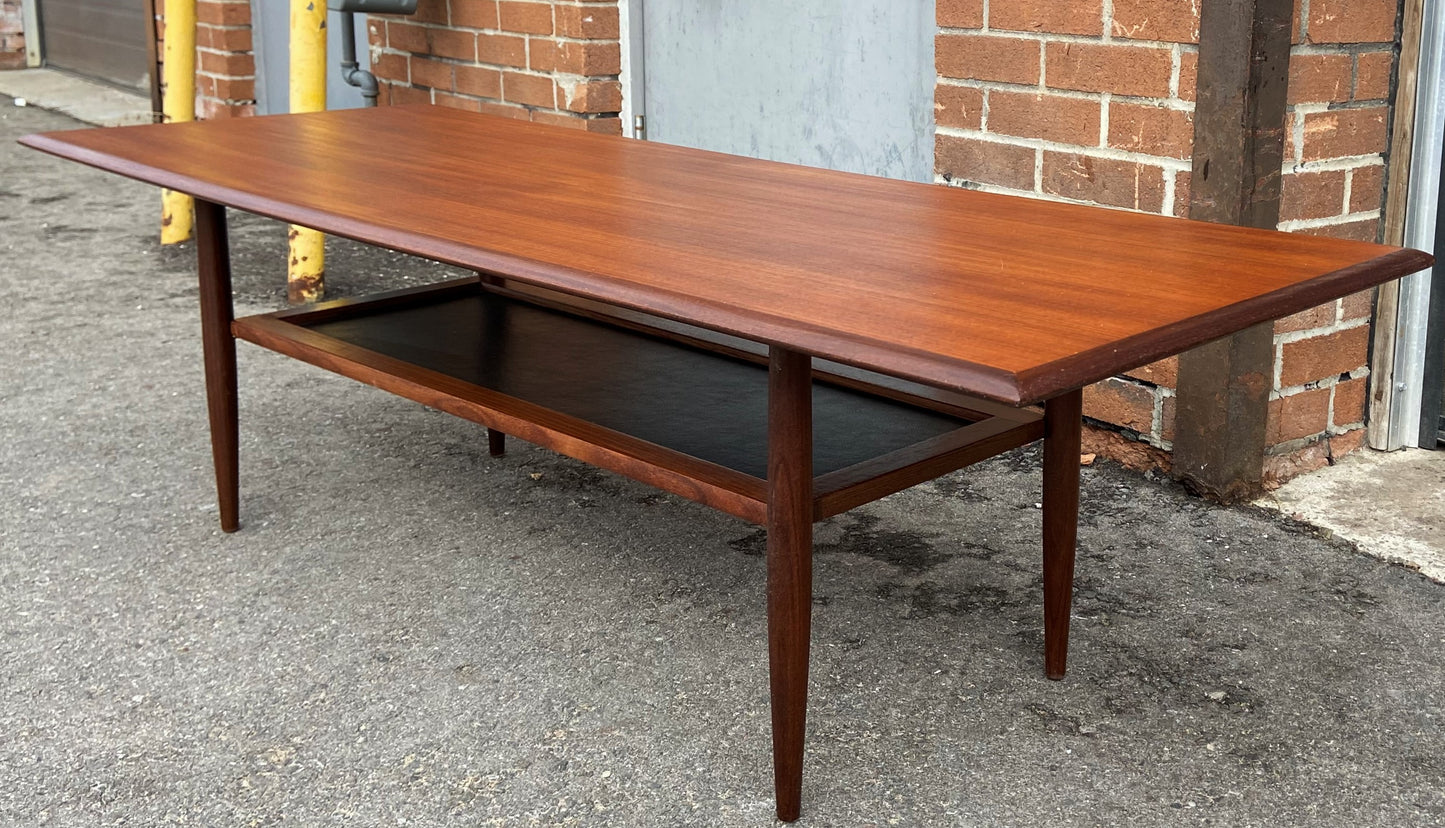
[38,0,150,90]
[634,0,935,182]
[251,1,368,113]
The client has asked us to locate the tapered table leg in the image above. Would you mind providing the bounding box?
[195,199,239,533]
[487,428,506,457]
[1042,389,1082,679]
[766,346,813,822]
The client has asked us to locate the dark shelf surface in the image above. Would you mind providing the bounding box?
[306,291,973,480]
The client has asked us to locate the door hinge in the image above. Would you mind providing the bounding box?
[633,114,646,140]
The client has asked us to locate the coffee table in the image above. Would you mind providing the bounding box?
[21,106,1431,821]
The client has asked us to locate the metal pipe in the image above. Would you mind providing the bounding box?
[337,11,379,107]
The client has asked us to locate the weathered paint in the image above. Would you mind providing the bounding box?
[250,1,369,114]
[287,0,327,303]
[639,1,934,183]
[159,0,196,245]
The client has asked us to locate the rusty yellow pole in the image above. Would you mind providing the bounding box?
[288,0,327,303]
[159,0,196,245]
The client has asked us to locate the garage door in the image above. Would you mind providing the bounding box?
[39,0,150,91]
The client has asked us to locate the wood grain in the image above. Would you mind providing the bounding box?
[20,106,1432,404]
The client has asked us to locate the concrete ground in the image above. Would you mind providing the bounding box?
[3,99,1444,827]
[1261,448,1445,584]
[0,69,152,128]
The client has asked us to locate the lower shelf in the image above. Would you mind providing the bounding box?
[232,278,1043,524]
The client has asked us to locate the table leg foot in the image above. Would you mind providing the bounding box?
[767,347,813,822]
[196,199,239,533]
[1042,389,1082,680]
[487,427,506,457]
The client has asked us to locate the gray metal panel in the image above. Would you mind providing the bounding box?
[640,0,934,182]
[252,0,367,114]
[38,0,149,90]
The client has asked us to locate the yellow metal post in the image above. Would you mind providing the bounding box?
[288,0,327,303]
[159,0,196,245]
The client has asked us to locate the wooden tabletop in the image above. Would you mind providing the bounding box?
[20,106,1431,405]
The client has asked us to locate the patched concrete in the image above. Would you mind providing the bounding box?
[1259,447,1445,583]
[3,100,1443,826]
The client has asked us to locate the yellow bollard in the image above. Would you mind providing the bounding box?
[159,0,196,245]
[288,0,327,303]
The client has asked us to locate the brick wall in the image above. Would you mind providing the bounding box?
[935,0,1401,482]
[1,0,25,70]
[155,0,257,119]
[366,0,623,133]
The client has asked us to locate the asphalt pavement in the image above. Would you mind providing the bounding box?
[2,99,1443,827]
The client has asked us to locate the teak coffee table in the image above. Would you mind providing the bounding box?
[22,106,1431,821]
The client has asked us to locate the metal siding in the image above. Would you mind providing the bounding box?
[641,1,934,182]
[39,0,149,90]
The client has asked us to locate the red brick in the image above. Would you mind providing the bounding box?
[1173,170,1191,217]
[412,0,448,25]
[1267,386,1331,443]
[1349,164,1385,214]
[451,0,499,29]
[434,91,482,111]
[1332,376,1369,427]
[477,33,527,67]
[1341,288,1375,322]
[1280,169,1347,221]
[561,79,622,113]
[198,49,253,77]
[1046,42,1173,97]
[198,100,255,119]
[991,0,1103,36]
[410,56,455,91]
[1296,218,1380,242]
[1288,52,1352,104]
[1306,0,1397,43]
[1160,393,1177,442]
[528,37,558,71]
[479,100,528,119]
[498,1,553,35]
[502,70,555,107]
[1178,49,1197,101]
[1123,356,1178,388]
[531,110,588,129]
[935,135,1036,190]
[555,4,620,38]
[1107,102,1193,158]
[1301,106,1388,160]
[390,83,432,105]
[554,39,622,76]
[937,34,1040,85]
[1279,325,1371,387]
[1355,50,1393,100]
[196,1,249,26]
[198,24,252,53]
[988,90,1100,145]
[1110,0,1199,42]
[205,75,254,101]
[1274,301,1337,335]
[935,84,984,130]
[455,64,503,98]
[584,116,624,135]
[372,52,409,84]
[386,20,431,52]
[429,27,478,60]
[937,0,984,27]
[1041,152,1165,212]
[1083,377,1154,433]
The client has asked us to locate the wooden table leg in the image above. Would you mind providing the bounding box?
[1042,389,1082,680]
[195,199,239,533]
[487,428,506,456]
[767,346,813,822]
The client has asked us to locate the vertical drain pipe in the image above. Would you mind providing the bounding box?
[159,0,196,245]
[337,11,378,106]
[287,0,327,304]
